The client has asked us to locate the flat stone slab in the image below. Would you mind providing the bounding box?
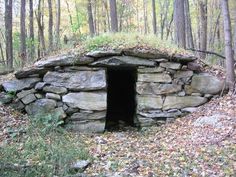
[163,96,207,110]
[86,50,122,58]
[34,53,94,67]
[17,89,36,99]
[63,92,107,111]
[44,70,106,91]
[138,67,165,73]
[191,74,224,94]
[160,62,182,70]
[70,111,106,121]
[137,82,182,95]
[21,94,36,104]
[91,56,156,66]
[138,109,183,118]
[137,95,163,110]
[15,67,49,79]
[43,86,68,94]
[123,48,169,59]
[3,78,41,92]
[67,120,105,133]
[138,73,172,83]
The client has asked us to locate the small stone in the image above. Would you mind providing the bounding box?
[57,101,63,107]
[46,93,61,100]
[10,100,25,111]
[35,82,47,90]
[43,86,68,94]
[17,89,36,99]
[21,94,36,104]
[25,99,57,115]
[204,94,213,98]
[191,93,202,96]
[137,73,172,83]
[65,107,80,115]
[0,92,13,104]
[181,107,197,113]
[137,116,156,127]
[63,104,69,111]
[160,62,182,70]
[70,160,91,171]
[178,91,186,96]
[54,107,67,119]
[35,93,43,99]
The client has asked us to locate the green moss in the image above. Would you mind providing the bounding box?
[77,33,190,55]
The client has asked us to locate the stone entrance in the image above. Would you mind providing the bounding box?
[106,67,137,129]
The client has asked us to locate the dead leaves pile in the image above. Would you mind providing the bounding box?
[82,95,236,177]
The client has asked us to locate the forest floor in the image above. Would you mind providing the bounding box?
[0,74,236,176]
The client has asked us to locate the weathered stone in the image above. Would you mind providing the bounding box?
[10,100,25,111]
[138,67,165,73]
[35,93,43,99]
[63,92,107,111]
[137,82,182,95]
[65,107,79,115]
[137,95,163,110]
[193,114,227,128]
[138,109,182,118]
[172,54,198,62]
[67,120,105,133]
[123,48,169,59]
[204,94,213,98]
[181,107,197,113]
[35,82,47,90]
[15,67,49,79]
[54,107,67,119]
[25,99,57,115]
[191,93,202,96]
[46,93,61,100]
[163,96,207,110]
[160,62,182,70]
[21,94,36,104]
[91,56,156,66]
[178,91,186,96]
[0,92,13,104]
[64,66,101,72]
[3,78,41,92]
[63,104,69,111]
[34,53,94,67]
[153,58,169,62]
[43,86,68,94]
[190,74,224,94]
[86,50,121,58]
[174,70,194,79]
[137,73,172,83]
[187,62,201,71]
[70,111,106,121]
[57,102,64,107]
[17,89,36,99]
[44,70,106,91]
[137,116,156,127]
[70,160,91,171]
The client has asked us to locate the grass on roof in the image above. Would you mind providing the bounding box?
[76,33,191,56]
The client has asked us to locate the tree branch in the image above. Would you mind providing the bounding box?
[186,48,225,59]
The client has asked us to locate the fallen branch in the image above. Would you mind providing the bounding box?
[186,48,225,59]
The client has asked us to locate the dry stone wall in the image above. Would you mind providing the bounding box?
[0,49,225,133]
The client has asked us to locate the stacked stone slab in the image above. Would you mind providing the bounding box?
[0,48,224,133]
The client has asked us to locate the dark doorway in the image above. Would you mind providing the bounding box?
[106,67,137,129]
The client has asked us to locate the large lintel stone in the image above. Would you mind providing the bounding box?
[44,70,106,91]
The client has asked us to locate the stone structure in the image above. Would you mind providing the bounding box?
[0,48,224,133]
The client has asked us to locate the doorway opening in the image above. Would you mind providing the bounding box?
[106,67,137,130]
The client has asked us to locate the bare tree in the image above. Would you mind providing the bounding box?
[174,0,186,48]
[48,0,53,51]
[5,0,13,69]
[184,0,194,48]
[87,0,95,36]
[221,0,235,90]
[143,0,148,34]
[29,0,35,61]
[55,0,61,49]
[20,0,27,67]
[109,0,118,32]
[199,0,208,59]
[152,0,157,34]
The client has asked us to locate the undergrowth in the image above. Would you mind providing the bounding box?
[77,32,189,55]
[0,113,90,177]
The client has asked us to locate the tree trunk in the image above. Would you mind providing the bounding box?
[109,0,118,32]
[20,0,27,67]
[55,0,61,49]
[199,0,208,59]
[87,0,95,36]
[184,0,194,48]
[5,0,13,69]
[152,0,157,34]
[29,0,35,61]
[221,0,235,90]
[174,0,186,48]
[48,0,53,51]
[143,0,148,34]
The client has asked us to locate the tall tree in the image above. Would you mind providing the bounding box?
[5,0,13,70]
[221,0,235,90]
[87,0,95,36]
[48,0,53,51]
[152,0,157,34]
[199,0,208,59]
[184,0,194,48]
[109,0,118,32]
[20,0,26,67]
[143,0,148,34]
[29,0,35,61]
[174,0,186,48]
[55,0,61,49]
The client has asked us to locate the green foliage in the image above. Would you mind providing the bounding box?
[79,32,188,55]
[0,113,90,177]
